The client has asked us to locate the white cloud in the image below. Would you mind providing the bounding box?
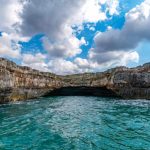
[22,53,49,72]
[89,27,96,31]
[88,0,150,68]
[20,49,139,75]
[126,0,150,21]
[47,59,79,75]
[21,53,99,75]
[22,53,79,74]
[2,0,141,75]
[19,0,120,60]
[107,0,119,15]
[93,0,150,53]
[42,35,82,58]
[0,0,23,32]
[89,50,139,66]
[0,32,21,58]
[0,0,29,59]
[107,26,112,30]
[48,58,99,75]
[74,57,90,69]
[22,53,46,64]
[79,0,107,23]
[99,0,119,15]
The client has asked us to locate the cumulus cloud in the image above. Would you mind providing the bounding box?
[105,0,119,16]
[19,0,83,38]
[21,53,99,75]
[19,0,119,37]
[0,0,22,32]
[93,0,150,53]
[48,57,99,75]
[74,57,100,70]
[21,53,88,74]
[18,0,119,59]
[22,53,49,72]
[0,0,121,74]
[0,0,29,59]
[3,0,146,75]
[89,50,139,66]
[47,59,79,75]
[42,36,86,58]
[89,0,150,66]
[18,0,90,58]
[0,32,21,58]
[22,56,88,75]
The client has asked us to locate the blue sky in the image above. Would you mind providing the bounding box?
[0,0,149,74]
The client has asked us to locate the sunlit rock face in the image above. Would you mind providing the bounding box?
[0,58,62,103]
[0,57,150,103]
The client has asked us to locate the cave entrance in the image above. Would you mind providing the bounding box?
[45,86,118,97]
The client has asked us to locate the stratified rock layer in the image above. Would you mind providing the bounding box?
[0,58,150,103]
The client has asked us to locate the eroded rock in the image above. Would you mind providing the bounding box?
[0,57,149,103]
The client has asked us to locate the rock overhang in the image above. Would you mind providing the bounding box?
[0,57,150,103]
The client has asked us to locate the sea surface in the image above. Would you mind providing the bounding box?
[0,96,150,150]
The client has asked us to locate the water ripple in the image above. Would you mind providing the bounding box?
[0,96,150,150]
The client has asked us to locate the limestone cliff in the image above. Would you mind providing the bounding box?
[0,57,150,103]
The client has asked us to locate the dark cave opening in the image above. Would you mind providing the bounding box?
[45,86,118,97]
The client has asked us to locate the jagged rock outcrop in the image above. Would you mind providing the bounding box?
[0,57,150,103]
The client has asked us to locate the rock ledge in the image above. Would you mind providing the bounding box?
[0,57,150,103]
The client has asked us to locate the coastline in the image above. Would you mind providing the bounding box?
[0,57,150,103]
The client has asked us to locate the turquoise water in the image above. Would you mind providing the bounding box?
[0,96,150,150]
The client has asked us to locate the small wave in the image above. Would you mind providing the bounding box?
[0,96,150,149]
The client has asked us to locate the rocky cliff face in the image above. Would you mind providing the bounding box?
[0,57,150,103]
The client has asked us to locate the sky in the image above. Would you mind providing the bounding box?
[0,0,149,75]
